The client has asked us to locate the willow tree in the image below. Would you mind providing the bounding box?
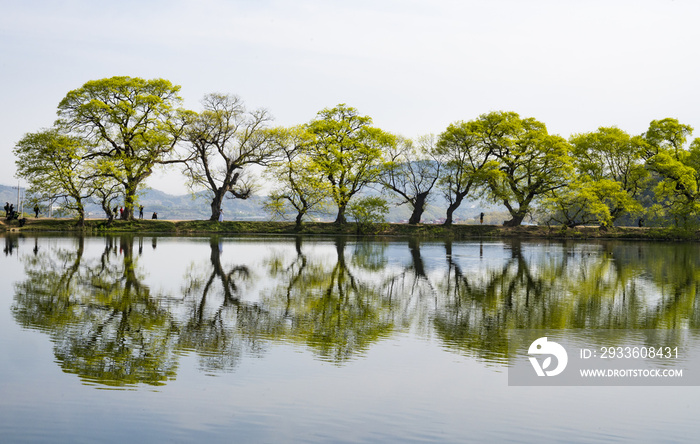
[13,128,95,224]
[56,76,185,220]
[643,118,694,158]
[568,127,648,223]
[181,93,282,220]
[481,112,573,226]
[642,119,700,224]
[380,135,442,225]
[304,104,395,224]
[434,118,499,226]
[264,126,330,229]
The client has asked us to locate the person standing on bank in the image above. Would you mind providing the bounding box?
[34,205,39,218]
[139,205,144,219]
[218,209,224,222]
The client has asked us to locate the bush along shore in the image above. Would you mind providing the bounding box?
[3,217,700,241]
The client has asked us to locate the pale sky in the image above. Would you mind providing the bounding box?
[2,0,699,194]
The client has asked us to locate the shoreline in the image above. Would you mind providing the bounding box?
[2,218,700,241]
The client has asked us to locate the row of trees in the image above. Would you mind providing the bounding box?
[13,76,700,228]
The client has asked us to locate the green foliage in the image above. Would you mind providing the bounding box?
[643,118,693,157]
[304,104,396,224]
[263,126,331,227]
[434,118,498,225]
[539,179,640,227]
[477,112,574,226]
[348,196,389,233]
[642,119,700,227]
[56,76,185,220]
[13,128,96,223]
[566,127,649,225]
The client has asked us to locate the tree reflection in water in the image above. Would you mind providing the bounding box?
[13,236,179,386]
[177,236,280,373]
[10,235,700,387]
[263,237,395,362]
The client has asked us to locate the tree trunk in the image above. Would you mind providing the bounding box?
[502,197,532,227]
[408,192,428,225]
[123,185,137,220]
[503,212,526,226]
[443,197,463,227]
[335,204,347,225]
[295,211,304,230]
[102,202,114,225]
[70,200,85,226]
[210,190,224,221]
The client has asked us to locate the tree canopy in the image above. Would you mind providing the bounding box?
[303,104,395,224]
[56,76,185,220]
[13,128,95,224]
[180,93,282,220]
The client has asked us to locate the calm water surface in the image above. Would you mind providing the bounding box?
[1,234,700,443]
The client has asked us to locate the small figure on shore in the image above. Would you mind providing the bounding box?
[480,212,485,224]
[4,202,9,216]
[139,205,144,219]
[119,207,124,219]
[638,218,644,228]
[151,212,158,220]
[34,205,39,218]
[218,209,224,222]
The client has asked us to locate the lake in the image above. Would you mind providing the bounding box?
[1,234,700,443]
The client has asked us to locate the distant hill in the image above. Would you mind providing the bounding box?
[0,183,501,223]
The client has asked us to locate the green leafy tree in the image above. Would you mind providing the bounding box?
[263,126,330,229]
[646,144,700,225]
[642,119,700,226]
[56,76,186,220]
[569,127,647,223]
[539,178,634,228]
[181,93,282,220]
[13,128,95,224]
[643,118,693,158]
[304,104,395,224]
[481,112,573,226]
[348,196,389,234]
[380,135,442,224]
[434,117,500,226]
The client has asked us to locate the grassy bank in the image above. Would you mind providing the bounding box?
[3,217,700,241]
